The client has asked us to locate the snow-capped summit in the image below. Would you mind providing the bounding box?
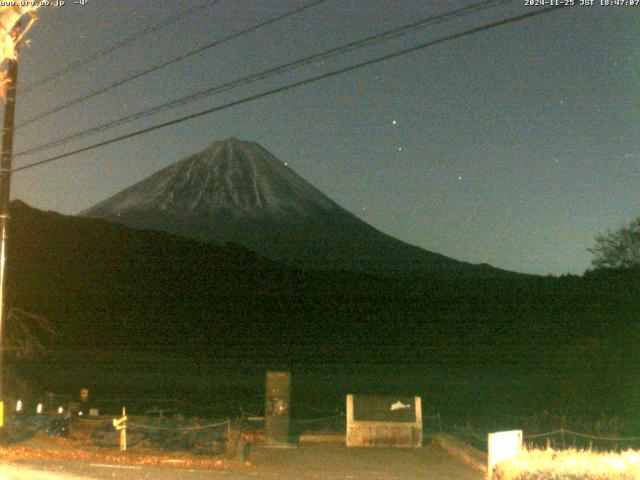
[84,138,337,220]
[82,139,503,275]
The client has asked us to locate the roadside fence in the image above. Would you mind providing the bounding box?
[90,415,230,453]
[437,415,640,453]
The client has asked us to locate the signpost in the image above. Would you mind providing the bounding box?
[264,371,291,446]
[488,430,523,477]
[113,407,128,451]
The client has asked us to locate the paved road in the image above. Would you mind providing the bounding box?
[4,460,255,479]
[3,443,484,479]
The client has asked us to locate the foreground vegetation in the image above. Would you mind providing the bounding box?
[494,448,640,480]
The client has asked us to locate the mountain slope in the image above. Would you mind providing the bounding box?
[81,138,507,276]
[6,201,513,354]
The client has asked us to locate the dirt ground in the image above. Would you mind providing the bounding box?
[0,433,486,479]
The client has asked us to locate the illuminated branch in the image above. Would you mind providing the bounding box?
[4,307,58,359]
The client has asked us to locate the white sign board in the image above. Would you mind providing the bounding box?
[488,430,522,477]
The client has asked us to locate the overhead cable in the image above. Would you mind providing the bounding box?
[12,5,567,174]
[15,0,512,158]
[16,0,328,128]
[20,0,221,94]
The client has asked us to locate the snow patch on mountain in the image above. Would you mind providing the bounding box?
[83,138,338,219]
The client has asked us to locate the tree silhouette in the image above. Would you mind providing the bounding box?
[4,307,57,359]
[589,217,640,269]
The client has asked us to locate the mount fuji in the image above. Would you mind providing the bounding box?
[81,138,504,276]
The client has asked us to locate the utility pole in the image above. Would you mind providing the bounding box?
[0,20,22,428]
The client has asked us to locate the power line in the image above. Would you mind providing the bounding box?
[12,5,568,175]
[16,0,328,129]
[20,0,221,94]
[15,0,512,158]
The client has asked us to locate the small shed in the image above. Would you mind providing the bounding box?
[346,394,422,447]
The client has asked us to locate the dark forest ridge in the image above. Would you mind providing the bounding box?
[5,200,639,415]
[8,199,533,359]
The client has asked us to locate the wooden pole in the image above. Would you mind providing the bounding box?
[0,19,22,428]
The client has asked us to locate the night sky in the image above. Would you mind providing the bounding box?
[7,0,640,275]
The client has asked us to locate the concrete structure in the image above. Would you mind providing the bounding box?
[264,371,291,446]
[346,394,422,447]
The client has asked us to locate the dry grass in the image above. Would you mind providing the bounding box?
[0,432,243,470]
[493,447,640,480]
